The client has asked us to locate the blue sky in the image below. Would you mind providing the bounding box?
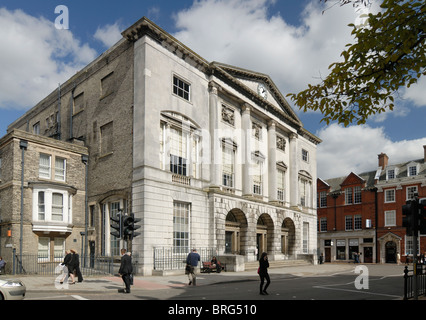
[0,0,425,178]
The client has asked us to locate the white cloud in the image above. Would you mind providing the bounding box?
[0,8,97,110]
[94,22,123,48]
[173,0,358,96]
[402,76,426,108]
[317,124,426,179]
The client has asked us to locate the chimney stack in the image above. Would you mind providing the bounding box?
[378,153,388,169]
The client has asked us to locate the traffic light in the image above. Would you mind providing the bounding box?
[402,200,418,236]
[419,198,426,234]
[110,212,123,238]
[122,213,141,240]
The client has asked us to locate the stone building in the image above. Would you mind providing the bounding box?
[0,129,88,271]
[7,17,320,275]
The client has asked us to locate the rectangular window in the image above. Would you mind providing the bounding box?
[385,210,396,227]
[385,189,395,203]
[387,169,395,180]
[33,122,40,135]
[345,216,353,230]
[345,187,353,204]
[100,122,113,155]
[277,169,285,201]
[38,237,50,261]
[73,92,84,114]
[222,145,235,188]
[252,159,263,195]
[101,72,114,97]
[52,193,63,221]
[319,191,327,208]
[303,222,309,254]
[408,166,417,177]
[407,186,418,201]
[39,154,51,179]
[38,191,45,220]
[320,217,327,232]
[173,76,190,101]
[302,149,309,162]
[354,186,361,204]
[354,215,362,230]
[55,157,66,181]
[173,202,190,254]
[170,128,188,176]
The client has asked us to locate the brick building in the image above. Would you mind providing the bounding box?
[6,17,320,275]
[0,129,88,271]
[317,146,426,264]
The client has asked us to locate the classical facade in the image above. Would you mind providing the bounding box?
[317,146,426,264]
[0,129,88,271]
[6,17,320,275]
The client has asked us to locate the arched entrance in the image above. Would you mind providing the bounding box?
[385,241,397,263]
[281,218,296,257]
[225,209,247,254]
[256,214,274,260]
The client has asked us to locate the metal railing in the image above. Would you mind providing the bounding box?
[403,264,426,300]
[11,252,139,276]
[153,247,218,271]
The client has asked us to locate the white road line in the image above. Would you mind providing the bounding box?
[313,285,401,299]
[71,295,89,300]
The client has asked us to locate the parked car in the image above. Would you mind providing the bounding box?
[0,279,26,300]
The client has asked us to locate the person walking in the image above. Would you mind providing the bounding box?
[186,248,200,286]
[258,252,271,295]
[70,249,83,283]
[118,248,133,293]
[60,250,73,284]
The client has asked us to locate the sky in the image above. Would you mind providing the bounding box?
[0,0,425,179]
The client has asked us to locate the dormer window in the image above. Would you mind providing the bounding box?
[408,165,418,177]
[387,169,395,180]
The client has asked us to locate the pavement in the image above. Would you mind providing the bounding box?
[0,263,407,295]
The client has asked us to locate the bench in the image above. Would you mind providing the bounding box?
[201,261,226,273]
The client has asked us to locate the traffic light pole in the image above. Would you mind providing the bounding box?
[412,195,419,300]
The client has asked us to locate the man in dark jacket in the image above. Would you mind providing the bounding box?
[186,248,200,286]
[118,248,133,293]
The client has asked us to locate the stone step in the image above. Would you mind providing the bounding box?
[244,259,310,271]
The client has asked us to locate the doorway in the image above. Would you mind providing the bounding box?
[363,246,373,263]
[385,241,397,263]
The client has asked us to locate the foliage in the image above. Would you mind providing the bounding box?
[287,0,425,126]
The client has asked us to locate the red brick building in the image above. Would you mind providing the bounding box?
[317,146,426,264]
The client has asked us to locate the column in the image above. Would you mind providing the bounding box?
[267,120,277,203]
[289,133,298,208]
[209,82,221,188]
[241,104,252,196]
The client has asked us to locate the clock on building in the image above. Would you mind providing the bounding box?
[257,83,267,99]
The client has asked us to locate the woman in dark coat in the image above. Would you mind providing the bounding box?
[258,252,271,295]
[60,250,74,284]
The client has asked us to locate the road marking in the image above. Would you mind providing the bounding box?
[313,285,401,299]
[71,295,89,300]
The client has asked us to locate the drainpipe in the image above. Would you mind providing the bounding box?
[19,140,28,273]
[81,154,89,267]
[57,83,61,140]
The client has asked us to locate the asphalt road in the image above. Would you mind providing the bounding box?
[25,264,404,301]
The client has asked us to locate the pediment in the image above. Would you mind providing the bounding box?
[210,62,302,127]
